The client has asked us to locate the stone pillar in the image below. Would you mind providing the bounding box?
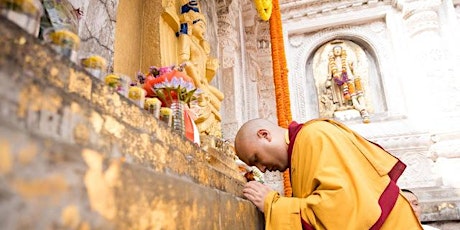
[255,20,277,124]
[399,0,452,127]
[217,0,244,139]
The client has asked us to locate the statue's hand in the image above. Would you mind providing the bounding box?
[325,80,332,88]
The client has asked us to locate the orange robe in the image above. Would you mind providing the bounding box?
[263,119,422,230]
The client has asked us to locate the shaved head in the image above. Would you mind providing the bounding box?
[236,119,273,141]
[235,119,275,156]
[234,119,289,172]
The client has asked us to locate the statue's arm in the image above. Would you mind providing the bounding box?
[178,35,191,63]
[349,61,355,75]
[326,57,334,87]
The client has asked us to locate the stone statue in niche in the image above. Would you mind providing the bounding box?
[177,0,224,137]
[317,41,370,123]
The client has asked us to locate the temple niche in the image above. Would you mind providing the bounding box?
[313,40,374,123]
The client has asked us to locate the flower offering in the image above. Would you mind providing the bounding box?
[142,65,200,107]
[128,85,146,108]
[160,107,173,127]
[44,28,80,62]
[235,159,264,183]
[104,73,131,97]
[81,55,107,79]
[137,64,201,142]
[144,98,162,119]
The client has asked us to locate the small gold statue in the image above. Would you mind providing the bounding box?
[177,0,224,136]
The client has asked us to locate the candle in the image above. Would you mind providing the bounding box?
[145,98,162,119]
[160,108,173,127]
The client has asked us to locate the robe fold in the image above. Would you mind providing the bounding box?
[263,119,422,230]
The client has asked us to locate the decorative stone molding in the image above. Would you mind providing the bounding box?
[201,0,220,58]
[351,123,432,152]
[401,0,442,37]
[217,7,239,69]
[347,121,440,189]
[255,22,272,56]
[430,132,460,158]
[397,150,440,188]
[216,0,255,139]
[411,187,460,222]
[280,0,391,20]
[242,0,257,27]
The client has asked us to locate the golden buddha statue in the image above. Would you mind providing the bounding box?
[177,0,224,136]
[325,44,370,123]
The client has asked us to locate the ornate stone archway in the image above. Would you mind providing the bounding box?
[287,23,397,122]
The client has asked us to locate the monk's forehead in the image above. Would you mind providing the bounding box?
[235,138,252,163]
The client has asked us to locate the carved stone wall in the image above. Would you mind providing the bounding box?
[216,0,242,139]
[281,0,460,226]
[0,19,264,229]
[68,0,118,71]
[216,0,277,139]
[214,0,286,195]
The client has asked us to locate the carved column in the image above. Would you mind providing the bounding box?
[242,1,262,121]
[397,0,460,197]
[402,0,441,37]
[217,0,243,139]
[254,20,277,123]
[398,0,449,125]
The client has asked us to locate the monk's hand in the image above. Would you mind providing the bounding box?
[242,181,273,213]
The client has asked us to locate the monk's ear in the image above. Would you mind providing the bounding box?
[257,129,272,141]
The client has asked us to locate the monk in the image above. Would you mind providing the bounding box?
[402,189,440,230]
[234,118,422,229]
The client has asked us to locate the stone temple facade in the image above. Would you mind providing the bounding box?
[280,0,460,228]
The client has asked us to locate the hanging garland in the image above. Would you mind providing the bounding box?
[269,0,292,197]
[328,49,349,86]
[328,48,351,100]
[254,0,273,21]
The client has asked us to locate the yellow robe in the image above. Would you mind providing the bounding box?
[263,119,422,230]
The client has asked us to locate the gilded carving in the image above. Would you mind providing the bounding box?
[177,0,225,137]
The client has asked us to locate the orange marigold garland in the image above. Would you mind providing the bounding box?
[269,0,292,197]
